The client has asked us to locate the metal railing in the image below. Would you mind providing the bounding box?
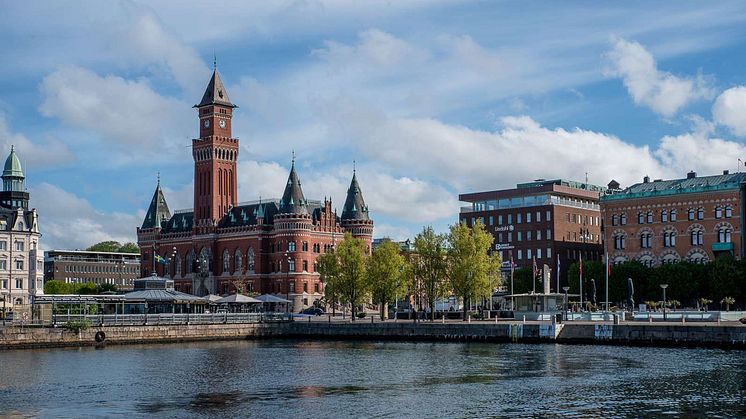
[19,312,293,327]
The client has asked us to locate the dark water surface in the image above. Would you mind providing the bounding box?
[0,340,744,418]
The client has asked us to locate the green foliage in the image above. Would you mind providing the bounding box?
[64,319,91,331]
[86,241,139,253]
[356,312,367,318]
[44,280,119,295]
[511,268,533,294]
[366,240,407,320]
[317,233,369,320]
[413,226,448,321]
[98,283,118,293]
[446,221,501,319]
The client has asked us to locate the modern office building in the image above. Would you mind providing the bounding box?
[137,65,373,310]
[0,147,44,307]
[459,179,605,290]
[600,171,746,266]
[44,250,141,290]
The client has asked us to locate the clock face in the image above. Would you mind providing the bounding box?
[219,119,226,128]
[203,119,210,128]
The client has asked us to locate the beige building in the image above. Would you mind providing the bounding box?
[0,147,44,308]
[44,250,141,291]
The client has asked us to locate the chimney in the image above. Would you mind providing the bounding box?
[687,171,696,179]
[723,170,729,175]
[643,175,650,183]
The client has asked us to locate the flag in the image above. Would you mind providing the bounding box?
[510,255,515,275]
[606,252,611,277]
[155,254,168,265]
[579,253,583,276]
[533,256,538,279]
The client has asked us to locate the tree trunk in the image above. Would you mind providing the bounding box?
[381,300,388,320]
[463,296,468,321]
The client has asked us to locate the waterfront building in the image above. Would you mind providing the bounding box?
[372,238,415,252]
[43,250,141,290]
[0,147,43,307]
[137,66,373,310]
[459,179,605,289]
[600,171,746,266]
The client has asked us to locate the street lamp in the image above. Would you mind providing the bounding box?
[1,291,6,326]
[563,286,570,321]
[660,284,668,321]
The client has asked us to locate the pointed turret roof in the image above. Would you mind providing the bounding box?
[141,178,172,229]
[342,169,369,221]
[279,157,308,215]
[195,68,236,108]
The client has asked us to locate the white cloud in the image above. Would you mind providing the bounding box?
[33,183,139,250]
[656,130,746,175]
[0,114,73,170]
[38,66,191,159]
[713,86,746,136]
[605,37,714,117]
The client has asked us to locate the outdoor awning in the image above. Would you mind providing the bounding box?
[216,294,262,304]
[203,294,223,303]
[255,294,291,303]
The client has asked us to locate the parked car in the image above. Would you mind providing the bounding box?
[302,307,325,316]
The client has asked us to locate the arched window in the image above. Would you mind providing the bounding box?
[620,214,627,225]
[640,232,652,248]
[690,229,703,246]
[670,209,677,221]
[186,250,195,274]
[611,215,617,226]
[234,248,242,274]
[222,249,230,273]
[725,205,733,218]
[661,210,668,223]
[614,233,626,250]
[715,206,722,219]
[175,253,182,276]
[688,208,695,221]
[697,207,704,220]
[646,211,653,224]
[638,212,645,224]
[247,248,255,273]
[663,232,676,247]
[718,227,732,243]
[288,241,296,252]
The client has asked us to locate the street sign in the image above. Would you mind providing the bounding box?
[495,243,514,250]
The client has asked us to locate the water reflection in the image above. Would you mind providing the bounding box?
[0,340,744,418]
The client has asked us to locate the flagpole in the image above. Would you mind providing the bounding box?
[510,257,515,311]
[579,253,583,311]
[556,255,559,294]
[605,251,609,313]
[532,256,536,294]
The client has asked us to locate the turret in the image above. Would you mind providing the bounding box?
[340,168,374,248]
[278,156,308,215]
[0,146,29,209]
[141,176,171,230]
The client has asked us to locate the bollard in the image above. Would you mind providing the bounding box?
[468,315,471,323]
[328,315,331,323]
[495,315,498,324]
[523,315,526,324]
[442,314,445,324]
[648,314,652,323]
[682,316,685,324]
[371,316,374,324]
[308,315,311,323]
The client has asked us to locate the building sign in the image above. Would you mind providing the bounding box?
[495,243,514,250]
[494,225,514,232]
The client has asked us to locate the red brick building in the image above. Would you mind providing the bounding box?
[137,68,373,310]
[459,179,605,290]
[600,171,746,266]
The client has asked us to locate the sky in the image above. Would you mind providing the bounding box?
[3,1,746,250]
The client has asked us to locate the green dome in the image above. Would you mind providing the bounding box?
[3,146,24,179]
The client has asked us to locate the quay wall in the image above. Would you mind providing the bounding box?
[1,321,744,350]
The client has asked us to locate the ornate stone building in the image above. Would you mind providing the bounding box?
[600,171,746,266]
[0,147,44,307]
[137,67,373,310]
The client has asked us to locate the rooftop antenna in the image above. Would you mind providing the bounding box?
[585,171,588,184]
[739,158,742,173]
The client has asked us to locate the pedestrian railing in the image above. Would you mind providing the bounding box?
[29,312,293,327]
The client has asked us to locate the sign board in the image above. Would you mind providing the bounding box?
[495,243,514,250]
[494,225,515,232]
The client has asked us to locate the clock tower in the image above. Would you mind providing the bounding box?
[193,67,239,226]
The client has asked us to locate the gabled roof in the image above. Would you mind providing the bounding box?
[161,211,193,233]
[279,160,308,215]
[195,68,236,108]
[218,202,279,228]
[341,171,369,221]
[141,181,172,229]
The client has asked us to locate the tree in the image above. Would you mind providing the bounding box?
[44,280,73,294]
[86,241,122,252]
[366,240,407,320]
[118,242,140,253]
[337,233,369,320]
[413,226,448,321]
[317,251,340,316]
[447,221,501,320]
[97,283,118,293]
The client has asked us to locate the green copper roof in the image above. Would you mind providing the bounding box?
[601,172,746,201]
[2,146,24,179]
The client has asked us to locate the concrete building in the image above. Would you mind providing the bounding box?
[600,171,746,266]
[137,66,373,311]
[0,147,44,307]
[459,179,605,289]
[44,250,141,290]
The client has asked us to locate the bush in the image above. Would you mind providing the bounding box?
[64,319,92,331]
[356,312,367,319]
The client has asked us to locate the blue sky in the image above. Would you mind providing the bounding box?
[2,1,746,249]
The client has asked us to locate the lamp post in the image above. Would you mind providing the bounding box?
[1,291,6,326]
[563,286,570,321]
[660,284,668,321]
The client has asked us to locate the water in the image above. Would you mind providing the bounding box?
[0,340,744,418]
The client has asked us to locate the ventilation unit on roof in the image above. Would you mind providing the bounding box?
[687,171,696,179]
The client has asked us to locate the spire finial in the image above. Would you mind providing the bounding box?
[213,51,217,70]
[353,160,356,175]
[157,171,161,186]
[10,145,14,153]
[291,150,295,166]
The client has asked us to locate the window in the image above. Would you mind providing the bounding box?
[725,206,733,218]
[222,250,230,273]
[537,248,542,259]
[289,281,295,292]
[517,232,522,241]
[508,232,513,242]
[1,279,5,289]
[661,210,668,223]
[526,212,532,223]
[303,283,308,293]
[640,233,652,248]
[302,242,308,251]
[572,214,577,223]
[688,209,695,221]
[303,260,308,271]
[663,232,676,247]
[546,229,552,240]
[517,250,522,260]
[288,259,295,272]
[715,206,722,219]
[646,212,653,224]
[690,230,704,246]
[489,216,493,226]
[498,215,503,225]
[611,215,617,226]
[527,231,532,241]
[620,214,627,225]
[537,230,542,240]
[314,283,320,293]
[498,233,503,242]
[508,214,512,224]
[527,249,532,259]
[14,241,23,251]
[15,260,23,270]
[547,248,552,259]
[288,241,296,252]
[536,212,541,222]
[670,209,677,221]
[546,211,551,221]
[638,212,645,224]
[718,228,732,243]
[697,207,704,220]
[247,248,255,272]
[517,213,522,224]
[0,241,6,250]
[234,249,242,274]
[15,278,22,289]
[614,234,626,250]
